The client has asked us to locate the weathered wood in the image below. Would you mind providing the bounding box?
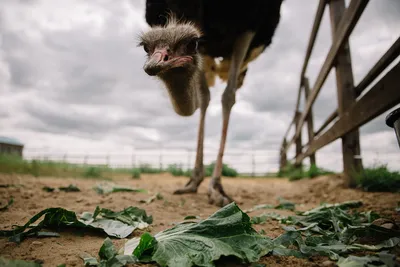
[283,115,295,140]
[300,0,327,81]
[303,77,316,166]
[355,36,400,96]
[295,111,303,168]
[279,138,288,172]
[295,0,327,112]
[291,0,369,147]
[294,81,303,121]
[329,0,362,187]
[296,61,400,166]
[315,109,339,136]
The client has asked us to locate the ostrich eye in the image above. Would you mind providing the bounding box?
[186,38,198,54]
[143,44,149,53]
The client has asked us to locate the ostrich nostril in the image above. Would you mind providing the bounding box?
[163,55,169,61]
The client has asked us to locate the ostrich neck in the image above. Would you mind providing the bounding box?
[160,67,200,116]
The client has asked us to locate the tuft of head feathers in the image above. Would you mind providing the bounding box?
[138,13,202,50]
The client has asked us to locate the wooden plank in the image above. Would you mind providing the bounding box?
[303,77,316,165]
[296,61,400,165]
[292,0,369,145]
[300,0,327,81]
[329,0,362,187]
[295,111,303,168]
[314,109,338,136]
[355,36,400,96]
[283,114,295,140]
[295,0,327,112]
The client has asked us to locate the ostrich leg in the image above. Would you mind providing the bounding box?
[208,31,256,207]
[174,73,210,194]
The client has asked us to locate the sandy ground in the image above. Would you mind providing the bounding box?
[0,173,399,267]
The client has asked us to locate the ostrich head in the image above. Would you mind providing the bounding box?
[138,17,203,116]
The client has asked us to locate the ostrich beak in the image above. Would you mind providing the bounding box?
[144,49,167,76]
[144,48,193,76]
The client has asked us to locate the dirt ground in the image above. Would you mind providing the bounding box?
[0,173,399,267]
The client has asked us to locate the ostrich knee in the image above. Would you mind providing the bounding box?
[222,88,236,113]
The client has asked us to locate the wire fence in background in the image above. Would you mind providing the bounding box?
[23,148,279,176]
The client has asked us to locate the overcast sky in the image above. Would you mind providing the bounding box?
[0,0,399,173]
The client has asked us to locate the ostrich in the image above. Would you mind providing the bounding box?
[138,0,284,207]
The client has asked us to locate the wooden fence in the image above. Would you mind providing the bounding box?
[280,0,400,187]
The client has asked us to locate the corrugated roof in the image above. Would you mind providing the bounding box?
[0,136,24,146]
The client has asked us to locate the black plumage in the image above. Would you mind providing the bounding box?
[144,0,283,61]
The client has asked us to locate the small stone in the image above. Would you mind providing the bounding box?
[381,223,396,230]
[322,260,335,266]
[31,241,43,246]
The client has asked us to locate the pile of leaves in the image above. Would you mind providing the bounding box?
[118,201,399,267]
[252,200,400,265]
[1,198,399,267]
[0,206,152,243]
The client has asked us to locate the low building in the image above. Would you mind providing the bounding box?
[0,136,24,157]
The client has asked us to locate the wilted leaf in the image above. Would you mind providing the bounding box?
[42,186,55,192]
[0,206,152,242]
[183,215,200,220]
[337,252,397,267]
[124,202,273,267]
[93,182,146,195]
[98,206,153,225]
[251,215,269,225]
[0,197,14,211]
[59,184,80,192]
[80,252,99,266]
[244,204,274,213]
[80,238,137,267]
[140,193,163,204]
[244,197,295,213]
[0,257,42,267]
[43,185,80,193]
[302,200,362,216]
[99,238,118,260]
[275,197,296,211]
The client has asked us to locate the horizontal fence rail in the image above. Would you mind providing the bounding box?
[22,149,280,177]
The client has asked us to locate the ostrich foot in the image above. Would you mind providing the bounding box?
[207,178,234,207]
[173,168,203,194]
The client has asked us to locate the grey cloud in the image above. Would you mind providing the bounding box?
[6,56,35,87]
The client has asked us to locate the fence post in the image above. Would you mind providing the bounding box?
[294,111,303,168]
[131,152,136,169]
[159,150,163,171]
[329,0,363,187]
[251,153,255,177]
[303,77,316,166]
[279,138,287,172]
[187,149,191,171]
